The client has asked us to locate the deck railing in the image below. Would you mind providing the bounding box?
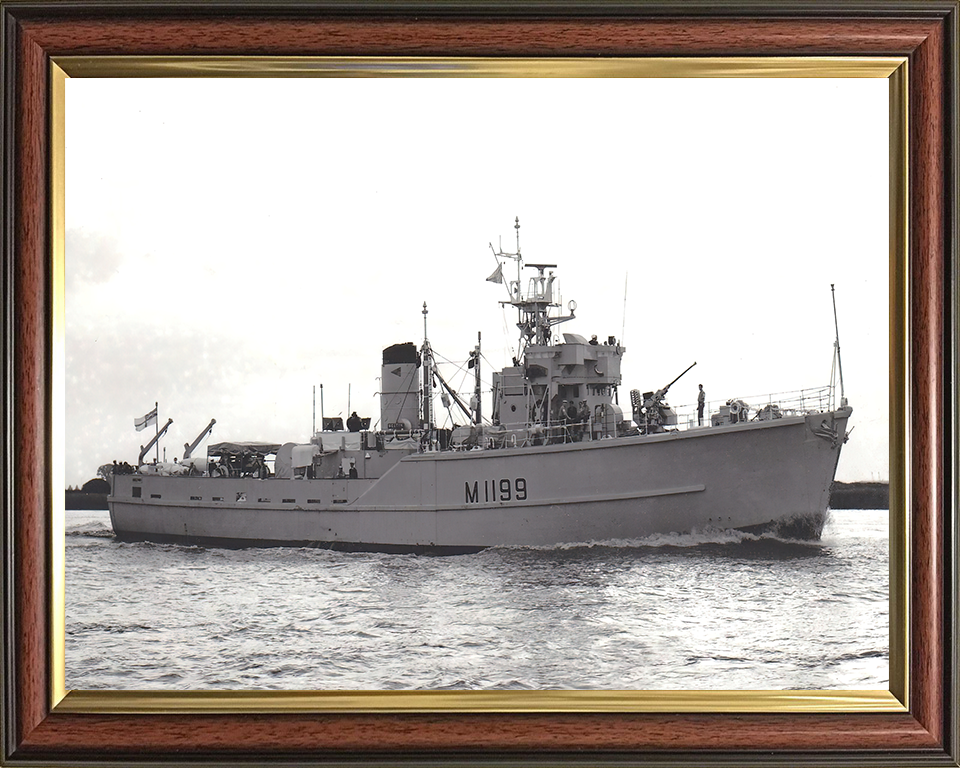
[448,384,838,450]
[668,384,835,432]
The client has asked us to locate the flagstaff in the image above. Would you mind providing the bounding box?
[830,284,846,407]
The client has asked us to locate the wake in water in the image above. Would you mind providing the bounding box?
[489,527,826,559]
[66,518,826,558]
[65,521,115,539]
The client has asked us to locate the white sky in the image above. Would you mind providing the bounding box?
[64,77,890,487]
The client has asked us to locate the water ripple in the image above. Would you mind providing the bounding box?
[65,509,889,690]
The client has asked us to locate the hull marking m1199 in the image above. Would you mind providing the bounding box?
[465,478,528,504]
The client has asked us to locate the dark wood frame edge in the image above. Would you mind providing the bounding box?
[0,0,958,19]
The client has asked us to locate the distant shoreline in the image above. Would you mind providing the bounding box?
[64,481,891,511]
[65,490,108,510]
[828,481,889,510]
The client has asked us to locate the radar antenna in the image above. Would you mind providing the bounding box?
[486,218,577,359]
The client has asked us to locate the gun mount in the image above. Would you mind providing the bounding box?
[631,362,697,435]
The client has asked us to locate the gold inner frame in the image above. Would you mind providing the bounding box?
[49,56,909,715]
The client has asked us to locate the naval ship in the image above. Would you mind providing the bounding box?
[108,222,852,554]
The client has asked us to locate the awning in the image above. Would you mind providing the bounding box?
[208,441,282,456]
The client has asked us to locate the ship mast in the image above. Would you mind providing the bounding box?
[474,331,482,425]
[421,301,434,435]
[489,217,575,362]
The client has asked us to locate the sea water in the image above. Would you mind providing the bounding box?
[64,509,888,690]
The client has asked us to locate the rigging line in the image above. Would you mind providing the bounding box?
[431,350,471,374]
[621,271,628,345]
[427,360,494,428]
[432,366,474,421]
[500,305,516,362]
[448,359,474,398]
[433,355,472,394]
[830,283,846,405]
[432,351,495,394]
[432,356,480,394]
[829,347,838,411]
[476,352,498,384]
[462,353,496,394]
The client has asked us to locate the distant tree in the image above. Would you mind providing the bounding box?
[81,478,110,494]
[97,464,112,483]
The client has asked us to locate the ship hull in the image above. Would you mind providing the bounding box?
[108,408,850,553]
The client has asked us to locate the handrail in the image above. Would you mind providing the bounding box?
[669,385,836,431]
[446,384,838,450]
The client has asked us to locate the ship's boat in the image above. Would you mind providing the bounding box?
[108,221,852,554]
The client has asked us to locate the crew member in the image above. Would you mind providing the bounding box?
[697,384,706,426]
[347,412,362,432]
[576,400,590,442]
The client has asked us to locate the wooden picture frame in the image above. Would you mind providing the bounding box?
[2,2,957,764]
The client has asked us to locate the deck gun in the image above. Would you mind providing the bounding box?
[631,361,696,434]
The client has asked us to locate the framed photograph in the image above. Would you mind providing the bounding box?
[2,2,957,765]
[60,69,893,695]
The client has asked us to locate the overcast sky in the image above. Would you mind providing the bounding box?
[64,76,889,487]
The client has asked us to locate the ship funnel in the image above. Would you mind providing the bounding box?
[380,342,420,431]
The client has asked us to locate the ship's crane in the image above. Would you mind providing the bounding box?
[138,418,173,465]
[183,419,216,459]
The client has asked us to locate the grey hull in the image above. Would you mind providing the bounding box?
[108,407,850,552]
